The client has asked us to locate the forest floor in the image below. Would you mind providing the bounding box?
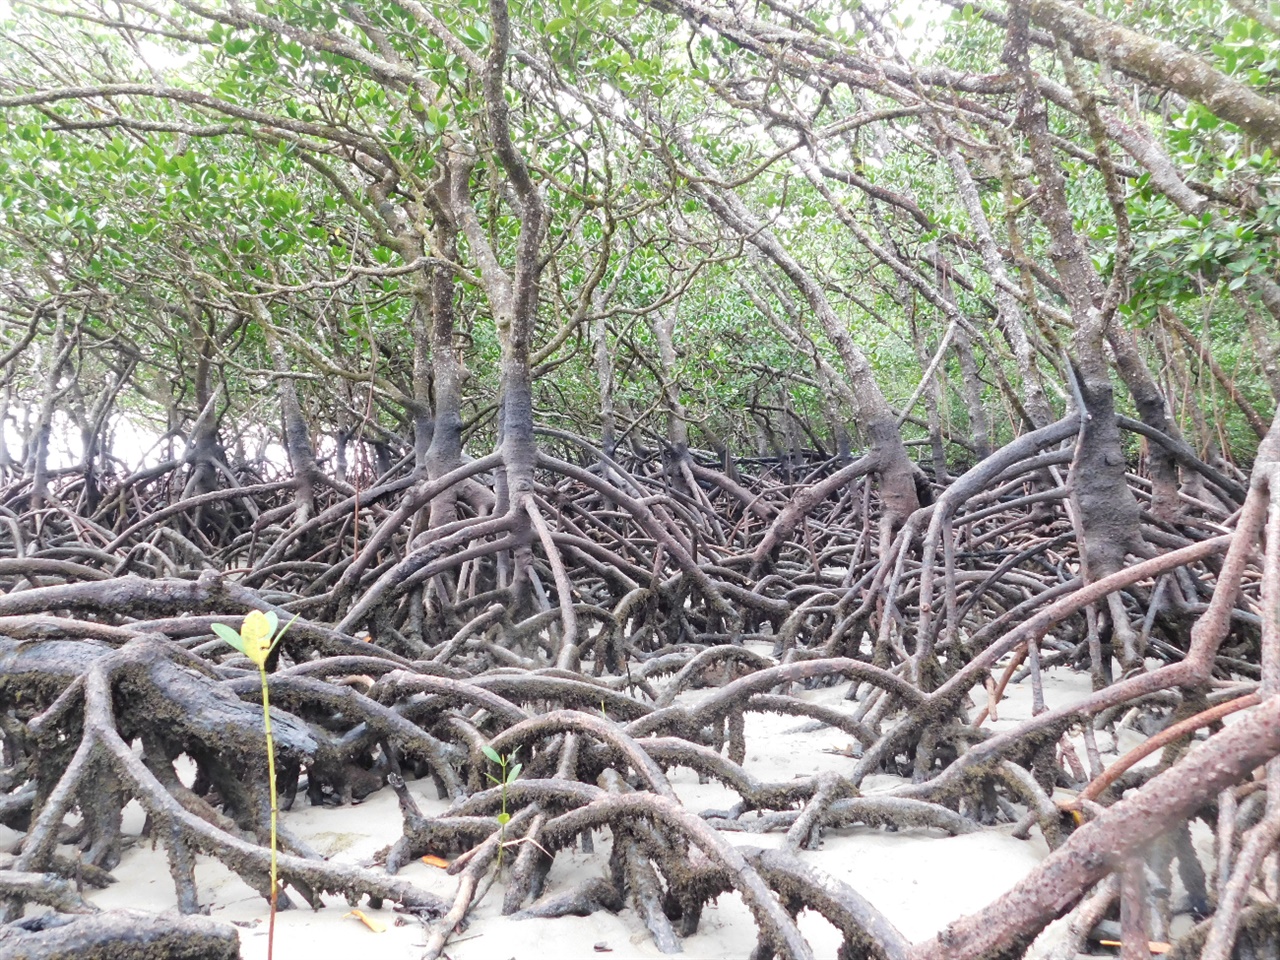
[6,415,1278,960]
[12,648,1186,960]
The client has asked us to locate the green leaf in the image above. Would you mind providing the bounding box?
[506,763,522,783]
[264,610,279,636]
[481,745,502,764]
[212,622,247,652]
[497,811,510,825]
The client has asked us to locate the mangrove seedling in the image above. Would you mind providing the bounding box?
[482,745,521,868]
[212,609,296,960]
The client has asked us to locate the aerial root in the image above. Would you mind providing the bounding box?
[0,637,448,923]
[2,414,1278,960]
[0,871,95,915]
[1038,876,1118,960]
[513,875,624,919]
[0,909,239,960]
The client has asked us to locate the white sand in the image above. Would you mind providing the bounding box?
[38,658,1126,959]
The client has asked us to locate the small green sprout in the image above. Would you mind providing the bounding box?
[212,610,297,960]
[482,745,521,868]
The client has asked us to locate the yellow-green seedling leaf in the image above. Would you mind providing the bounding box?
[481,745,502,764]
[212,622,247,654]
[343,909,386,933]
[506,763,522,784]
[240,610,275,667]
[497,811,510,826]
[242,609,273,643]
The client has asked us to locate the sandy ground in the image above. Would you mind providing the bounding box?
[12,656,1147,959]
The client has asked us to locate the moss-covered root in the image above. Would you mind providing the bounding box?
[0,909,239,960]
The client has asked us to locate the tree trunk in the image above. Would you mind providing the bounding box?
[444,0,548,612]
[1108,326,1181,519]
[26,309,74,515]
[1237,289,1280,404]
[907,307,950,483]
[184,308,222,503]
[594,311,617,462]
[676,137,919,530]
[952,326,992,461]
[258,308,319,519]
[424,173,468,531]
[653,310,689,454]
[1011,8,1142,580]
[936,130,1055,430]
